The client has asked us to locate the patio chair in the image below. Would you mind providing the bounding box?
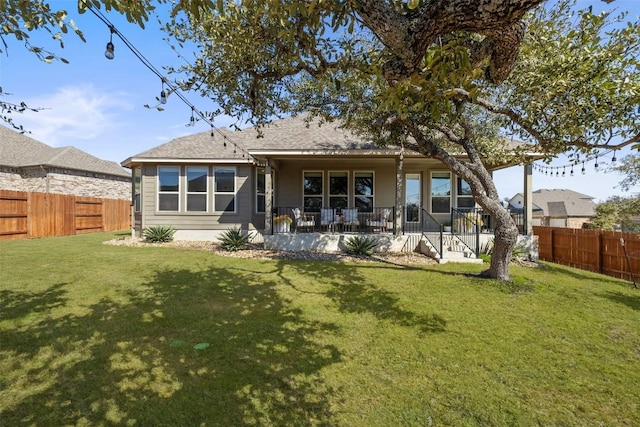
[292,208,315,233]
[342,207,360,232]
[365,208,391,232]
[320,208,336,232]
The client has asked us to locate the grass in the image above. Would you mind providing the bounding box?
[1,232,639,426]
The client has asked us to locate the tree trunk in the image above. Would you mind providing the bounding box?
[482,204,519,281]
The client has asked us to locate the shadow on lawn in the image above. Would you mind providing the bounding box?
[600,291,640,311]
[1,265,341,426]
[270,259,447,334]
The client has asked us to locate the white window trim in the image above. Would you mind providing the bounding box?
[328,170,349,209]
[186,165,209,212]
[303,170,324,211]
[455,176,475,209]
[354,170,375,211]
[157,165,181,212]
[430,170,451,214]
[213,166,237,213]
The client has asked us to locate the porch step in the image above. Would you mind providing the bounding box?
[417,234,484,264]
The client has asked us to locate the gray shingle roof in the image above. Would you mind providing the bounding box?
[0,125,129,177]
[532,189,596,217]
[123,113,539,166]
[126,114,377,163]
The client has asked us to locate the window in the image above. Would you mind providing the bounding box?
[256,168,266,213]
[214,167,236,212]
[186,166,208,211]
[133,167,142,212]
[457,178,475,209]
[158,166,179,211]
[431,172,451,213]
[329,171,348,210]
[303,171,323,212]
[354,172,374,212]
[405,173,421,222]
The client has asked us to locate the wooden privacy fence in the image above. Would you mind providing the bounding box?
[0,190,130,240]
[534,226,640,283]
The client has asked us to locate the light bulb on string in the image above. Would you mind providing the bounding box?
[555,168,559,177]
[612,150,617,163]
[104,26,115,60]
[223,136,227,147]
[594,156,599,171]
[210,125,214,137]
[160,79,167,104]
[570,165,574,177]
[562,166,566,177]
[581,162,586,175]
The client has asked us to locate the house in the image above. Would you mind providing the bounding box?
[508,189,596,229]
[122,114,538,257]
[0,125,130,199]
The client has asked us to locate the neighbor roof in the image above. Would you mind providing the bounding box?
[532,189,596,217]
[122,113,540,168]
[0,125,130,178]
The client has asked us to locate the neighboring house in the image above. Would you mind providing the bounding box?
[122,114,539,244]
[0,125,130,200]
[509,189,596,229]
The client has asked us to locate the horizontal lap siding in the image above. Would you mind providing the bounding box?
[140,164,254,231]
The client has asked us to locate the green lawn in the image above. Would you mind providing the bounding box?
[1,232,638,426]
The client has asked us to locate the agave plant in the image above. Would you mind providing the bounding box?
[343,235,377,256]
[219,227,254,252]
[142,225,176,243]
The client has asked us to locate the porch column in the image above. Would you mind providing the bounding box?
[523,163,533,235]
[265,164,273,235]
[395,155,404,235]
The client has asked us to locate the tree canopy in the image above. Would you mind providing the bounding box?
[1,0,638,280]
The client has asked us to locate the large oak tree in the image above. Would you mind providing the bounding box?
[2,0,638,280]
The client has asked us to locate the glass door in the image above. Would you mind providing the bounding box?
[405,174,421,223]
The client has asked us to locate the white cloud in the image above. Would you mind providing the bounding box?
[17,84,134,147]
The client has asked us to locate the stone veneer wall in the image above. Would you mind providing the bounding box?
[0,167,130,200]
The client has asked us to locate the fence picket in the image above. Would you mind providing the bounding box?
[534,226,640,282]
[0,190,130,240]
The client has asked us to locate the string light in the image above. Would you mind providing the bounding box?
[104,26,115,59]
[160,78,167,104]
[82,1,255,160]
[533,148,620,179]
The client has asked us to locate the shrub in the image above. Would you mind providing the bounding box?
[219,227,254,252]
[142,225,176,243]
[343,235,377,256]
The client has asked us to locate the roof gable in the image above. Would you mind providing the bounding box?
[0,125,129,177]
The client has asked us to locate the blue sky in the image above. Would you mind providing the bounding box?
[1,0,638,203]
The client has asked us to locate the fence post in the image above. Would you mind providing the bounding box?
[550,227,555,262]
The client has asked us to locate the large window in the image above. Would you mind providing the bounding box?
[457,178,475,209]
[133,167,142,212]
[303,171,323,212]
[354,172,374,212]
[158,166,179,211]
[431,172,451,213]
[186,166,208,211]
[214,167,236,212]
[329,171,348,210]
